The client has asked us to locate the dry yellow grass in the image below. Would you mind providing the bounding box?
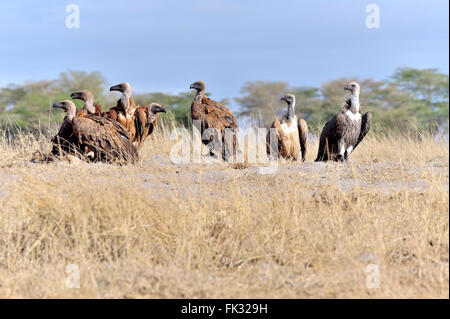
[0,121,448,298]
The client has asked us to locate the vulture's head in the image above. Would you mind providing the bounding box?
[281,94,295,105]
[189,81,206,93]
[110,82,132,96]
[344,82,360,95]
[53,100,77,119]
[147,103,166,122]
[53,100,76,111]
[70,90,94,102]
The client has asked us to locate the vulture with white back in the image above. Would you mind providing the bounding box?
[190,81,238,161]
[315,81,372,162]
[267,94,308,161]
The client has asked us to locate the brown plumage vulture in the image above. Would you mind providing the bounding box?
[102,82,166,148]
[52,100,138,163]
[133,103,166,149]
[189,80,238,161]
[266,94,308,161]
[103,82,137,135]
[315,81,372,162]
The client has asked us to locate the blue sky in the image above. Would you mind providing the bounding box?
[0,0,448,104]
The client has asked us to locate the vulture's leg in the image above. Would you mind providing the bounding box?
[223,128,235,163]
[343,150,350,162]
[335,139,346,162]
[202,128,217,157]
[205,128,222,159]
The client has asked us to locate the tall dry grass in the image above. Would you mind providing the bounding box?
[0,119,448,298]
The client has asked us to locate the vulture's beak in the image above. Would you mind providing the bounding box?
[189,84,195,90]
[344,85,351,91]
[70,92,79,99]
[152,105,166,114]
[280,97,287,102]
[52,102,64,109]
[110,85,121,92]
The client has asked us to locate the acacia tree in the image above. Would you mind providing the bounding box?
[391,68,449,124]
[234,81,290,126]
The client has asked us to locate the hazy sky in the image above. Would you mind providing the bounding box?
[0,0,448,103]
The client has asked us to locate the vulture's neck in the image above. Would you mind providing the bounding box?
[194,89,205,102]
[287,101,296,120]
[66,108,76,122]
[349,93,360,113]
[121,93,130,112]
[83,99,95,114]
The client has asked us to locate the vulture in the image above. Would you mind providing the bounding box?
[266,94,308,161]
[70,90,103,116]
[315,81,372,162]
[189,81,238,161]
[104,82,166,148]
[133,103,166,149]
[51,100,138,163]
[103,82,137,135]
[50,90,103,158]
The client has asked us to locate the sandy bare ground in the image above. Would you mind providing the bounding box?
[0,130,448,298]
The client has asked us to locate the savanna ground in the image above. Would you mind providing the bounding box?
[0,120,448,298]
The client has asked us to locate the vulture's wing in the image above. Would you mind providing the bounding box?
[102,107,118,121]
[201,96,238,130]
[72,115,138,163]
[51,117,78,156]
[297,118,308,162]
[133,106,153,149]
[353,111,372,151]
[315,113,346,161]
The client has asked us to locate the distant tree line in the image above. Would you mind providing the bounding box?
[0,68,448,134]
[236,68,449,133]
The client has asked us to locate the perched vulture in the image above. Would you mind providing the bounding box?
[104,82,165,148]
[315,81,372,162]
[103,82,137,136]
[266,94,308,161]
[133,103,166,149]
[70,90,103,116]
[52,100,138,163]
[50,90,104,158]
[189,80,238,161]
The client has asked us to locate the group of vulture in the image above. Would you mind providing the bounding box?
[48,82,166,163]
[189,80,371,163]
[46,80,372,164]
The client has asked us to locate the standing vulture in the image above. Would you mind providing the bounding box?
[267,94,308,161]
[189,81,238,161]
[315,81,372,162]
[133,103,166,149]
[103,82,137,137]
[70,90,103,116]
[52,100,138,163]
[105,82,166,148]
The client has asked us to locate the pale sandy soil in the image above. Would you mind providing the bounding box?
[0,129,448,298]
